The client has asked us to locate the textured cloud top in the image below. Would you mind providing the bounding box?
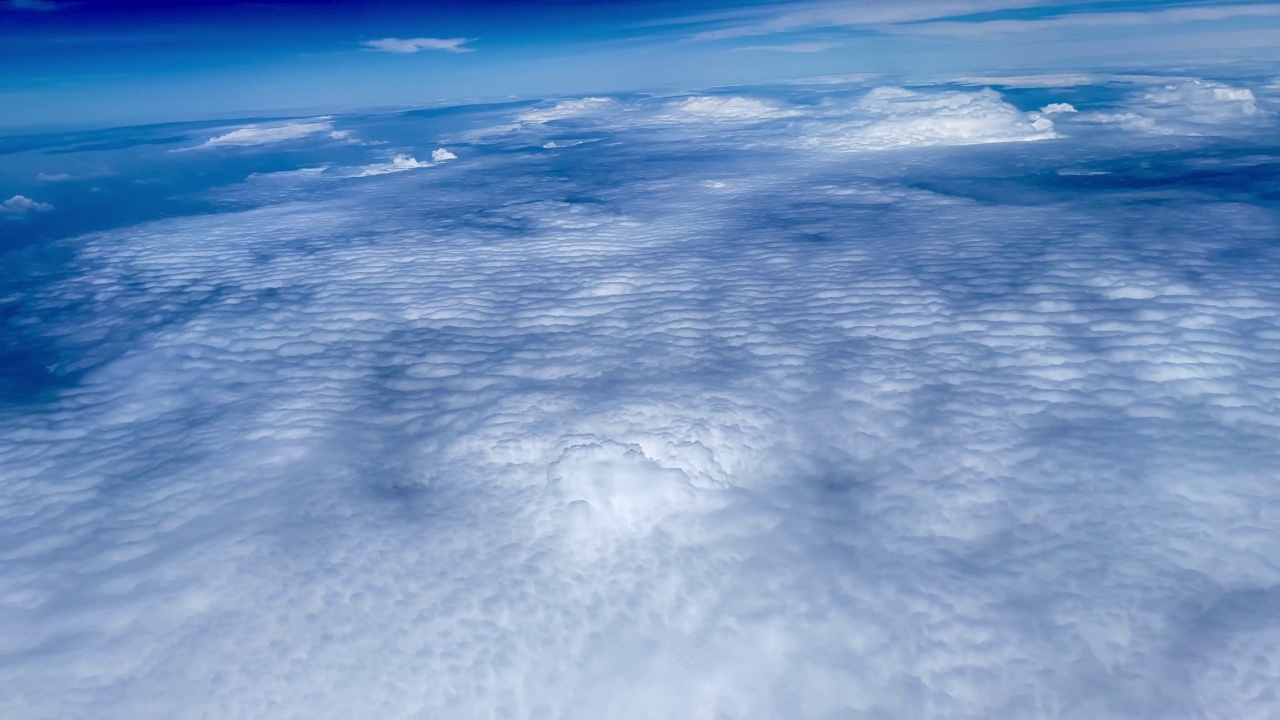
[2,78,1279,719]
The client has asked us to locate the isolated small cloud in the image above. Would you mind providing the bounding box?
[354,154,432,176]
[1,194,53,217]
[194,119,343,149]
[1041,102,1078,114]
[430,148,457,162]
[363,37,473,54]
[36,172,74,182]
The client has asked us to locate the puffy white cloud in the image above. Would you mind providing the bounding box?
[660,95,800,122]
[806,86,1056,150]
[516,97,616,124]
[1077,80,1269,135]
[430,147,457,162]
[362,37,473,54]
[352,153,433,176]
[1139,79,1261,120]
[1,194,52,217]
[1041,102,1078,114]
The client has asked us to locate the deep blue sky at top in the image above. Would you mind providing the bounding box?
[3,0,1279,129]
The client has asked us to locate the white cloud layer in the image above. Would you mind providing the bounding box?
[362,37,473,54]
[3,74,1279,719]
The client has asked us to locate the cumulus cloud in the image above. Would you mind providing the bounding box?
[805,86,1056,150]
[194,119,349,149]
[516,97,616,124]
[1078,79,1269,135]
[362,37,473,54]
[660,95,800,122]
[350,149,456,176]
[351,153,432,176]
[4,74,1280,720]
[1,194,52,217]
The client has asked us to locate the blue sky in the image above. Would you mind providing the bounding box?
[3,0,1279,128]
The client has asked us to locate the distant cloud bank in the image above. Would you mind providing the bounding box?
[194,119,348,149]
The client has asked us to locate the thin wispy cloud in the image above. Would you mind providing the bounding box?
[188,119,348,150]
[362,37,474,54]
[736,41,841,53]
[5,0,62,10]
[895,3,1280,37]
[678,0,1280,44]
[684,0,1066,41]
